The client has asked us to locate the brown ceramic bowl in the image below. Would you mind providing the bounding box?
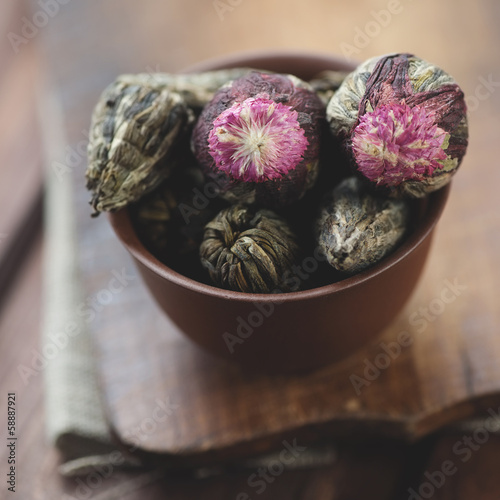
[109,52,450,374]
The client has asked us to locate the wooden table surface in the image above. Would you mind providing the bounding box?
[1,0,499,498]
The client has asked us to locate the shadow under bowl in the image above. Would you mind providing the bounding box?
[108,51,451,374]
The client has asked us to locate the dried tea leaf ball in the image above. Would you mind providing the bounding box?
[327,53,468,197]
[309,70,350,105]
[192,71,326,208]
[130,181,179,258]
[116,68,255,111]
[316,177,410,274]
[200,205,302,293]
[86,77,194,215]
[130,161,225,268]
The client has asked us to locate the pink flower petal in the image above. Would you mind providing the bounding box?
[352,103,449,186]
[208,97,309,183]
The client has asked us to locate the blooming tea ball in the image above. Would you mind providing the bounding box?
[200,205,302,293]
[192,72,325,208]
[327,53,468,197]
[316,177,410,274]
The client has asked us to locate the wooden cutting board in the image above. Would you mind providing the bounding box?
[77,157,500,465]
[60,32,500,468]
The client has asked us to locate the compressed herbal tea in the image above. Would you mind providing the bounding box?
[192,72,325,208]
[131,182,179,257]
[200,205,302,293]
[316,177,410,273]
[87,56,465,296]
[327,53,468,197]
[86,80,194,214]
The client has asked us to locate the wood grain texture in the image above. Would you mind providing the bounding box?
[37,0,500,464]
[0,0,44,303]
[411,431,500,499]
[0,236,48,500]
[85,231,500,462]
[0,238,410,500]
[53,0,500,461]
[33,437,410,500]
[1,0,499,497]
[0,239,424,500]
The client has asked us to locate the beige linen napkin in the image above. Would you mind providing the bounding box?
[40,87,121,474]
